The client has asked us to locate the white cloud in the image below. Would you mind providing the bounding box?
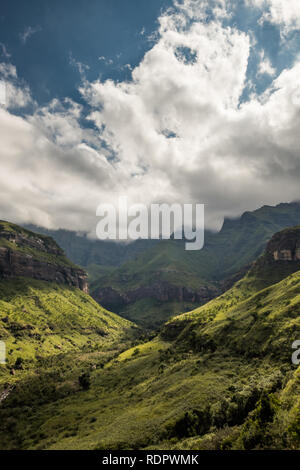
[249,0,300,34]
[0,63,31,109]
[4,82,32,109]
[257,50,276,76]
[0,63,17,78]
[1,1,300,234]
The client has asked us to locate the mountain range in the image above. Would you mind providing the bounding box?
[26,201,300,329]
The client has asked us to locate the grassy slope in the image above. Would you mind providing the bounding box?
[1,265,299,449]
[0,221,140,449]
[163,261,300,359]
[0,277,137,387]
[119,298,197,331]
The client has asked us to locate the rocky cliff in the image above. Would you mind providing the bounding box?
[0,221,88,292]
[92,281,218,313]
[248,225,300,287]
[267,226,300,261]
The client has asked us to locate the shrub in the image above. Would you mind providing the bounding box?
[79,372,91,390]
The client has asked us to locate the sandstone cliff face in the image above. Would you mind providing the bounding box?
[92,282,218,313]
[267,227,300,262]
[0,221,88,292]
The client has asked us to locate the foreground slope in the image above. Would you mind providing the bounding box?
[0,278,136,384]
[1,227,299,450]
[0,222,137,412]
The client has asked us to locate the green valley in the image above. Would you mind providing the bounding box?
[0,223,299,450]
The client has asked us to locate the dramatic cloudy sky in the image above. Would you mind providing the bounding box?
[1,0,300,234]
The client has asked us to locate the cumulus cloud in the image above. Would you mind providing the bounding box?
[257,50,276,76]
[0,63,16,78]
[1,0,300,235]
[0,64,32,109]
[249,0,300,34]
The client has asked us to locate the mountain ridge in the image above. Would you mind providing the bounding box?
[22,202,300,328]
[91,202,300,327]
[0,221,88,293]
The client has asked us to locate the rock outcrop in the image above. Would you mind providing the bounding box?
[249,226,300,286]
[267,226,300,262]
[92,282,218,313]
[0,221,88,292]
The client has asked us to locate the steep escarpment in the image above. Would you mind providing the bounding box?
[92,282,218,313]
[247,226,300,289]
[0,221,88,292]
[267,226,300,262]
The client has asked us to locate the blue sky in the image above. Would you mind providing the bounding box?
[1,0,300,234]
[1,0,299,105]
[0,0,174,104]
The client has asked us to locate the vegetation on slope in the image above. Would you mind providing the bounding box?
[0,277,137,387]
[118,298,197,331]
[0,242,299,449]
